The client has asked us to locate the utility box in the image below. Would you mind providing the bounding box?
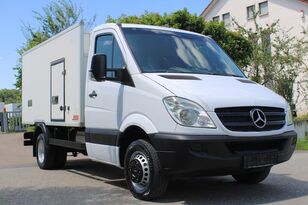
[22,22,90,127]
[4,103,21,112]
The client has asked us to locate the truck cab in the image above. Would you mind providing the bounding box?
[22,22,297,200]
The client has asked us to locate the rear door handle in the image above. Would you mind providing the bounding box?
[89,90,97,98]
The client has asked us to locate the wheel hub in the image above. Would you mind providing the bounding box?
[128,153,150,193]
[37,138,45,164]
[128,159,143,183]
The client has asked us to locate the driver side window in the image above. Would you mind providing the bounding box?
[95,34,125,77]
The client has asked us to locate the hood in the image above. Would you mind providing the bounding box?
[144,73,287,111]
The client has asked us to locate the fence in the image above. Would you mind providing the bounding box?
[294,120,308,139]
[0,111,26,133]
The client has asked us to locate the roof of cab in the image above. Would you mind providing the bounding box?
[92,23,206,37]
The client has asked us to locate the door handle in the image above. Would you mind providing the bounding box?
[89,90,97,98]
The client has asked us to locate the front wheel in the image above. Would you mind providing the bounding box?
[232,167,271,184]
[124,139,168,200]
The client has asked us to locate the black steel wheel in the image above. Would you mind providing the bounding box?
[124,139,168,200]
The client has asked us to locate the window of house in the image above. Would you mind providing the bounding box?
[212,16,220,22]
[222,13,231,26]
[259,1,268,16]
[247,5,255,20]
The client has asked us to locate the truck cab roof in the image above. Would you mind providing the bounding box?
[92,23,206,37]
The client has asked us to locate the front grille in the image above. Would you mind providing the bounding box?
[215,107,286,132]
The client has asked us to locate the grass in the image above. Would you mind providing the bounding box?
[296,136,308,151]
[294,114,308,122]
[26,126,35,132]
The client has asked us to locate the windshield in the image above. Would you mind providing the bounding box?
[122,28,245,77]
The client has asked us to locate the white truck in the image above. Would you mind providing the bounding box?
[22,22,297,200]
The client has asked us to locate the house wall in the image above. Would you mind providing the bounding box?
[202,0,308,115]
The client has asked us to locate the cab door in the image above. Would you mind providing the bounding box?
[85,30,126,166]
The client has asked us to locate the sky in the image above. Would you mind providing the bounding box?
[0,0,210,89]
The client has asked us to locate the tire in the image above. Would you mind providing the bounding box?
[232,167,271,184]
[124,139,168,200]
[36,133,56,169]
[54,148,67,169]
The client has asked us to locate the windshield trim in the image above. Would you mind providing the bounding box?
[142,71,245,78]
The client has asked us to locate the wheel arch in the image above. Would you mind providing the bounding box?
[118,125,152,167]
[118,114,158,167]
[119,113,158,134]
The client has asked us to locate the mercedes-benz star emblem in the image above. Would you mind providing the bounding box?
[250,108,267,129]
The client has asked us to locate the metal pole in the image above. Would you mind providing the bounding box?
[0,112,3,132]
[3,112,8,132]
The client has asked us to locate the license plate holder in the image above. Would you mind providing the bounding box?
[243,152,278,169]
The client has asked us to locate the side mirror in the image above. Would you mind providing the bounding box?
[91,54,107,81]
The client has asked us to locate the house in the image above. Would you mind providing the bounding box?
[201,0,308,115]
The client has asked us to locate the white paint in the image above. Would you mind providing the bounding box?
[119,113,158,134]
[51,62,65,120]
[22,22,90,126]
[85,143,120,167]
[201,0,308,115]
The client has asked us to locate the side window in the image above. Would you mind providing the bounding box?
[95,34,125,69]
[113,41,124,69]
[95,35,113,68]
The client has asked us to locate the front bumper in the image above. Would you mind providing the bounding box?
[150,131,297,176]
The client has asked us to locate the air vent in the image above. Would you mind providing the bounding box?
[237,79,256,84]
[159,75,201,80]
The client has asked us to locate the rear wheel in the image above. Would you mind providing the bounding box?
[124,139,168,200]
[36,133,56,169]
[232,167,271,184]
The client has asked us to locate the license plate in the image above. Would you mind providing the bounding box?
[243,152,278,169]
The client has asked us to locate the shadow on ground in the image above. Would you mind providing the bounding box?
[1,158,308,205]
[64,159,308,204]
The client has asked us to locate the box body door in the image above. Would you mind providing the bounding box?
[51,59,65,121]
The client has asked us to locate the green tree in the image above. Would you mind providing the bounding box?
[234,13,308,105]
[0,89,21,104]
[203,21,252,68]
[14,0,95,89]
[107,9,252,68]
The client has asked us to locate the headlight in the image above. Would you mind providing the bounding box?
[286,104,293,125]
[163,97,216,128]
